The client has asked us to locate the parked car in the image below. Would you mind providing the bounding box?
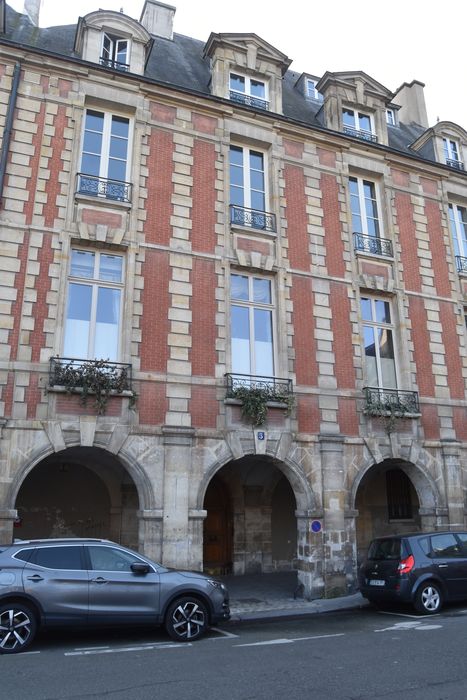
[359,531,467,614]
[0,538,230,654]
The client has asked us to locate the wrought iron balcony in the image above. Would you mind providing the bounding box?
[343,125,377,143]
[230,205,276,232]
[354,233,393,258]
[456,256,467,274]
[225,373,293,401]
[77,174,131,203]
[100,57,130,72]
[49,357,133,392]
[229,91,269,111]
[364,387,420,414]
[446,158,464,171]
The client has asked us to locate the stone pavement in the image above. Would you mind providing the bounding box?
[219,571,368,623]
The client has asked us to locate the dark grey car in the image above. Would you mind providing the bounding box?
[359,531,467,614]
[0,538,230,653]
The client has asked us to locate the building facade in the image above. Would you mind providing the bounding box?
[0,0,466,598]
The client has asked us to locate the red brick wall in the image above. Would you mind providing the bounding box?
[421,404,440,440]
[144,129,174,246]
[8,238,28,361]
[31,233,53,363]
[440,301,465,400]
[291,275,318,386]
[191,258,217,376]
[192,139,216,253]
[297,395,320,433]
[138,382,167,425]
[321,173,345,278]
[23,102,45,225]
[284,165,310,271]
[190,385,218,428]
[453,407,467,441]
[338,397,359,435]
[140,249,170,372]
[408,296,435,397]
[44,105,66,228]
[425,200,451,297]
[330,282,355,389]
[396,192,422,292]
[55,393,123,417]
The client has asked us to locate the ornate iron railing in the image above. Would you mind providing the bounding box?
[353,233,393,258]
[76,173,131,202]
[343,125,377,143]
[364,387,420,414]
[456,256,467,274]
[229,91,269,111]
[49,357,132,392]
[99,57,130,72]
[230,204,276,232]
[446,158,464,171]
[225,373,293,400]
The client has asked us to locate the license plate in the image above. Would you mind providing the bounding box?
[369,579,385,586]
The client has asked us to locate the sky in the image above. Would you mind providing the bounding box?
[8,0,467,128]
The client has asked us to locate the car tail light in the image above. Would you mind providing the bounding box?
[397,554,414,575]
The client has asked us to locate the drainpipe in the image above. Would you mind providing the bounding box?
[0,61,21,207]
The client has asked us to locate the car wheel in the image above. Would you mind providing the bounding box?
[165,596,208,642]
[0,603,37,654]
[414,581,443,614]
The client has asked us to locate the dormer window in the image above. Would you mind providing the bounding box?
[386,109,396,126]
[101,33,130,72]
[305,78,322,102]
[342,108,377,142]
[443,138,464,171]
[229,73,269,110]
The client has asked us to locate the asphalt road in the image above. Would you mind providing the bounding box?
[3,605,467,700]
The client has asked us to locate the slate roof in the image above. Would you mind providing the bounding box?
[0,4,435,165]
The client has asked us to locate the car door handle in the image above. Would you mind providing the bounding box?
[437,564,448,568]
[26,574,44,582]
[90,577,108,584]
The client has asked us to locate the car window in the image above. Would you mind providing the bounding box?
[87,545,150,572]
[455,533,467,555]
[430,534,462,558]
[13,548,35,562]
[367,538,403,560]
[33,546,84,570]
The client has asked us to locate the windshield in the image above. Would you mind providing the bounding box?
[367,538,408,561]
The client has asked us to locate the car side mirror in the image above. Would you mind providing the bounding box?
[131,562,150,575]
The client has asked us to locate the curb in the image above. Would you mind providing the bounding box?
[226,595,370,625]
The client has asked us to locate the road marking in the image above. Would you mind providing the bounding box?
[235,633,345,648]
[375,620,441,633]
[209,627,239,639]
[65,643,191,656]
[377,610,432,619]
[74,645,110,651]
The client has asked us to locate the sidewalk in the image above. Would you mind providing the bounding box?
[220,571,368,623]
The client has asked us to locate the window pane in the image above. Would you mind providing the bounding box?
[231,305,251,374]
[88,545,141,572]
[116,41,128,64]
[229,146,243,165]
[81,153,101,177]
[231,275,249,300]
[363,326,378,385]
[374,300,391,324]
[254,309,274,375]
[82,130,103,157]
[342,109,355,127]
[109,136,128,160]
[249,152,264,172]
[64,283,92,358]
[230,74,245,92]
[358,113,371,132]
[107,158,127,182]
[85,110,104,132]
[111,116,129,139]
[379,331,397,388]
[361,298,372,321]
[250,190,265,212]
[35,546,83,570]
[250,80,265,98]
[70,250,95,278]
[94,288,120,361]
[253,278,271,304]
[99,255,123,282]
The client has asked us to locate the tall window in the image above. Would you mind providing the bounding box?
[101,33,129,71]
[361,297,397,389]
[230,145,273,229]
[63,250,124,361]
[305,78,322,101]
[443,138,462,167]
[229,73,268,109]
[350,177,381,238]
[78,110,131,201]
[448,203,467,265]
[230,274,274,377]
[386,109,396,126]
[342,108,375,141]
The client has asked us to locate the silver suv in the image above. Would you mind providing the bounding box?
[0,538,230,653]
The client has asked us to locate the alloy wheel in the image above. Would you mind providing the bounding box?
[0,606,35,653]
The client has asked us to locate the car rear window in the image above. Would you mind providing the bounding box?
[367,538,408,560]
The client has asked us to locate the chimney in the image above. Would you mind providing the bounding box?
[140,0,176,40]
[392,80,429,128]
[23,0,42,26]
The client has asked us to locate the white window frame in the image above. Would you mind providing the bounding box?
[230,273,276,378]
[448,203,467,260]
[101,32,130,70]
[386,108,396,126]
[63,248,125,361]
[305,78,321,101]
[443,138,461,164]
[349,176,383,238]
[342,107,375,139]
[229,144,269,212]
[361,296,399,390]
[229,72,268,108]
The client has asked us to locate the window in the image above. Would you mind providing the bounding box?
[229,73,268,110]
[305,78,322,101]
[386,109,396,126]
[78,109,131,201]
[342,108,376,142]
[350,177,381,238]
[386,469,413,520]
[429,534,462,558]
[443,138,463,169]
[63,249,124,361]
[87,545,150,572]
[230,145,274,230]
[101,33,130,71]
[33,546,84,570]
[230,274,274,377]
[448,203,467,272]
[361,296,397,389]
